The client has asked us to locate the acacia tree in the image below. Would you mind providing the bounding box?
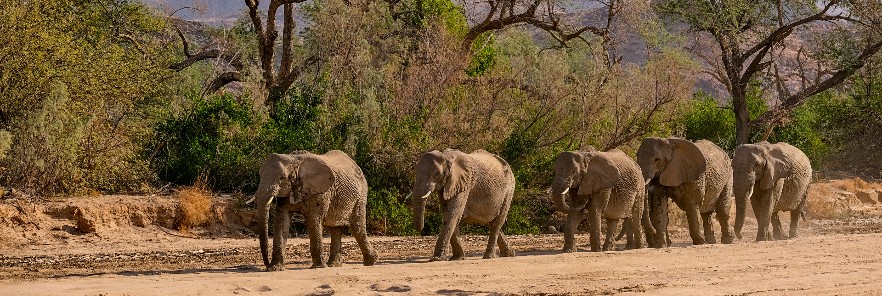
[657,0,882,145]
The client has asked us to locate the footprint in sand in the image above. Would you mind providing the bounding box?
[370,282,413,293]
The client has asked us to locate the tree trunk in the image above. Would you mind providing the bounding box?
[732,87,751,146]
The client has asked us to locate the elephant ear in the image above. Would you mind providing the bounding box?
[660,138,707,187]
[297,157,335,196]
[577,153,620,195]
[443,152,475,200]
[760,153,790,189]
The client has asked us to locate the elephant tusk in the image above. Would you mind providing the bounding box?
[419,191,431,200]
[405,193,412,201]
[645,179,652,186]
[561,187,569,195]
[245,196,255,204]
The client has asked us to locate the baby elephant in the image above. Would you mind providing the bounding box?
[409,149,516,261]
[550,148,653,252]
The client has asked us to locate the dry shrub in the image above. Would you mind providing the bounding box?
[833,177,870,192]
[176,178,213,231]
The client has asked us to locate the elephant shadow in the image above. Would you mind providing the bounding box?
[436,288,504,296]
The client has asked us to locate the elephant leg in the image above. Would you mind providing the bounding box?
[497,232,515,257]
[789,208,801,239]
[716,194,734,244]
[268,207,291,271]
[562,208,582,253]
[602,218,619,251]
[701,211,717,244]
[485,213,510,259]
[327,227,344,267]
[432,196,466,262]
[629,217,643,250]
[450,227,465,260]
[684,204,706,245]
[622,218,634,249]
[306,212,327,269]
[752,194,771,242]
[771,212,784,240]
[351,200,377,266]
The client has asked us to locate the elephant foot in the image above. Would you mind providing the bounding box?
[789,231,799,239]
[500,249,516,257]
[362,251,378,266]
[721,234,734,244]
[705,237,717,244]
[482,252,498,259]
[561,247,576,253]
[449,255,466,261]
[310,263,327,269]
[327,258,344,268]
[265,263,285,272]
[429,256,447,262]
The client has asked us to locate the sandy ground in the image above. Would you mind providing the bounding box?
[2,219,882,296]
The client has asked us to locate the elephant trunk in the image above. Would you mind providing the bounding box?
[551,178,572,212]
[642,190,656,236]
[410,183,434,233]
[733,178,754,239]
[257,203,270,267]
[255,183,278,268]
[648,190,669,248]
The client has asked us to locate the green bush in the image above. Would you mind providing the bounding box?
[149,86,325,192]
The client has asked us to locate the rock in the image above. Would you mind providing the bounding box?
[74,208,98,233]
[855,190,878,205]
[543,226,559,234]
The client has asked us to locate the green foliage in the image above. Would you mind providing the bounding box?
[4,83,88,193]
[366,188,417,236]
[0,0,169,194]
[680,83,767,151]
[682,84,840,166]
[150,86,326,192]
[150,94,255,191]
[466,33,497,76]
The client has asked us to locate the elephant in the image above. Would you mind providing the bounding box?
[550,148,654,252]
[733,142,812,241]
[636,137,734,247]
[254,150,377,271]
[409,149,516,261]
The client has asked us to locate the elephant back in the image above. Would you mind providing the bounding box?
[694,140,733,213]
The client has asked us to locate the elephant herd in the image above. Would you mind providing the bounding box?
[253,138,812,271]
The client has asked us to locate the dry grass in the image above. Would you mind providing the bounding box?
[175,178,213,231]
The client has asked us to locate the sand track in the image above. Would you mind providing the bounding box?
[2,220,882,295]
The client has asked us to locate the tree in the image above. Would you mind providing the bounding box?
[657,0,882,145]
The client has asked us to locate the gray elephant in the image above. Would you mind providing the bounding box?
[550,149,654,252]
[409,149,516,261]
[733,142,812,241]
[637,138,734,247]
[254,150,377,271]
